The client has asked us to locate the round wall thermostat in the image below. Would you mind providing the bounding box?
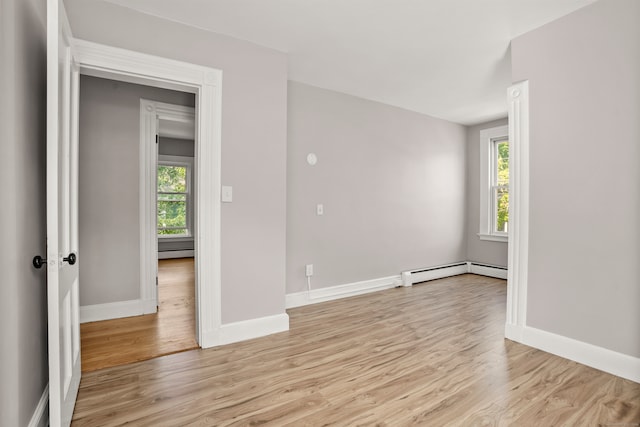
[306,153,318,166]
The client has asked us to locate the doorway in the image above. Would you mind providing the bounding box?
[72,39,223,352]
[77,79,200,371]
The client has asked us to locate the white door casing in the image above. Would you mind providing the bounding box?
[46,0,81,425]
[73,39,223,348]
[139,100,196,314]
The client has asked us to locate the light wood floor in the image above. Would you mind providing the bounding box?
[72,274,640,425]
[80,258,198,372]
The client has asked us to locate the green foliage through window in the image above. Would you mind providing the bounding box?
[495,140,509,232]
[158,164,189,236]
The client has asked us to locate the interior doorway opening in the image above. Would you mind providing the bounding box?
[77,79,200,371]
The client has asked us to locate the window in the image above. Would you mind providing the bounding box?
[479,125,509,242]
[157,157,192,237]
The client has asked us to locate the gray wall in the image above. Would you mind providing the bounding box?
[512,0,640,357]
[0,0,48,424]
[158,137,195,253]
[79,75,195,305]
[466,118,509,267]
[159,137,194,157]
[287,81,467,293]
[67,0,288,323]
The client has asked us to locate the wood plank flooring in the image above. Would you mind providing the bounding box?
[80,258,198,372]
[72,274,640,425]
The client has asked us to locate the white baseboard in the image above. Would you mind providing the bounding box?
[80,298,157,323]
[28,383,48,427]
[286,275,402,309]
[158,250,195,259]
[216,313,289,346]
[287,262,508,310]
[467,262,508,279]
[506,324,640,383]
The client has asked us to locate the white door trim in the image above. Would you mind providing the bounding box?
[74,39,222,348]
[139,100,195,314]
[505,81,530,341]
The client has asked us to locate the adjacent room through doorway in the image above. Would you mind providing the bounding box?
[80,257,197,372]
[77,75,199,372]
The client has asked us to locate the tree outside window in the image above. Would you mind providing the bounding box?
[157,163,190,236]
[494,139,509,233]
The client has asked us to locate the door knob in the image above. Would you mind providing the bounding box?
[33,253,76,268]
[63,253,76,265]
[33,255,46,269]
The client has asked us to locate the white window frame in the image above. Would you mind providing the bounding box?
[479,124,509,242]
[157,155,193,239]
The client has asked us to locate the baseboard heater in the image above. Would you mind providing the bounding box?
[401,261,508,286]
[158,249,195,260]
[401,262,468,287]
[467,262,508,279]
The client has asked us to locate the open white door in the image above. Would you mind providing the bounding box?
[46,0,81,425]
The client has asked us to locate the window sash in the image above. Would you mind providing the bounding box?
[157,160,192,237]
[478,124,509,242]
[491,138,509,235]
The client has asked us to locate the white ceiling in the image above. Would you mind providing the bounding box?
[104,0,595,125]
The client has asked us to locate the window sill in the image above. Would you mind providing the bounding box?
[478,233,508,243]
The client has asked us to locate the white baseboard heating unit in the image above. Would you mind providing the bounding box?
[401,262,468,287]
[401,261,508,286]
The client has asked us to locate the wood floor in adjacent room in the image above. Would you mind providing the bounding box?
[72,274,640,426]
[80,258,198,372]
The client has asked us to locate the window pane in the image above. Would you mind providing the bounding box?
[158,200,187,229]
[496,140,509,186]
[496,188,509,232]
[157,165,187,193]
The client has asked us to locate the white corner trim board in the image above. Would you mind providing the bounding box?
[215,313,290,346]
[28,383,49,427]
[80,299,157,323]
[511,326,640,384]
[286,275,402,309]
[505,80,530,338]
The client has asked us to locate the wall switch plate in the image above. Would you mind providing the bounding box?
[221,186,233,202]
[305,264,314,277]
[316,204,324,215]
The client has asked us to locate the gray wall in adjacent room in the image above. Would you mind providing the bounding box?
[287,81,467,293]
[67,0,288,323]
[79,75,195,306]
[159,136,194,157]
[0,0,48,424]
[466,118,509,268]
[512,0,640,357]
[158,137,195,253]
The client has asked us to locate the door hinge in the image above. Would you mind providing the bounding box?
[155,134,159,144]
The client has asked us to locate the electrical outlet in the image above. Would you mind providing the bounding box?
[305,264,314,277]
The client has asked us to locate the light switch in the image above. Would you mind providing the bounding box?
[316,204,324,215]
[222,186,233,202]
